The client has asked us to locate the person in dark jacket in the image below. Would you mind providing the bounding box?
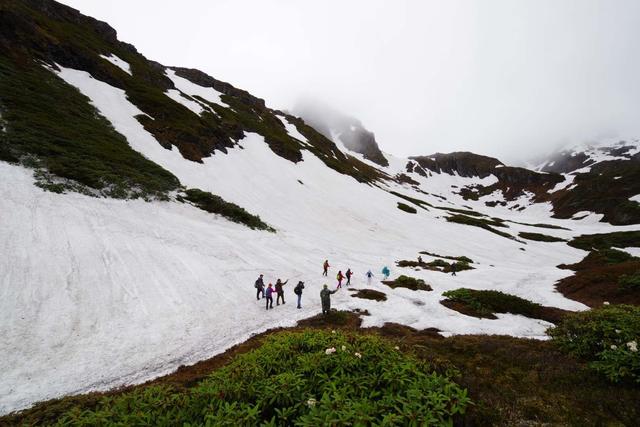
[294,281,305,309]
[323,260,330,276]
[320,284,337,315]
[275,278,288,305]
[345,269,353,286]
[254,274,265,300]
[265,284,274,310]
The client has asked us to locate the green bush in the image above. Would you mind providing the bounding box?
[442,288,542,319]
[384,275,432,291]
[397,202,417,214]
[619,272,640,290]
[518,232,565,242]
[446,214,513,239]
[547,305,640,383]
[53,331,470,425]
[181,188,274,232]
[598,248,636,264]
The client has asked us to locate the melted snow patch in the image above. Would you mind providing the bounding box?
[613,247,640,257]
[100,54,131,75]
[630,194,640,204]
[549,174,576,193]
[165,69,228,108]
[165,89,205,115]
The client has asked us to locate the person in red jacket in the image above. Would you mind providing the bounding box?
[336,270,344,289]
[323,260,330,276]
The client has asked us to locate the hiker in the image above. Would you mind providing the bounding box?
[323,260,330,276]
[275,278,288,305]
[345,268,353,286]
[294,281,305,309]
[451,264,457,276]
[254,274,265,300]
[382,266,390,280]
[320,284,337,315]
[265,284,274,310]
[366,270,374,285]
[417,255,423,264]
[336,270,344,289]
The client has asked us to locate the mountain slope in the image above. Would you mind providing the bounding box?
[1,0,640,417]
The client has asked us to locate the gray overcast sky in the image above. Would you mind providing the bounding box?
[59,0,640,163]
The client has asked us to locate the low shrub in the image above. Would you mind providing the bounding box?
[440,288,564,323]
[181,188,274,232]
[598,248,636,264]
[383,275,432,291]
[52,330,470,425]
[518,232,565,242]
[619,272,640,291]
[397,202,417,214]
[446,214,513,239]
[547,305,640,383]
[351,289,387,301]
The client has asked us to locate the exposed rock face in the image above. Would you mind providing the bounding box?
[410,152,503,178]
[292,99,389,167]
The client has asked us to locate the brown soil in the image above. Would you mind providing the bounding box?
[556,252,640,307]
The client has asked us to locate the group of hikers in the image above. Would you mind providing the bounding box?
[254,260,393,314]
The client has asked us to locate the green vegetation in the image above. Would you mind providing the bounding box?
[568,231,640,251]
[388,190,432,210]
[420,251,474,264]
[383,275,432,291]
[518,232,566,242]
[0,57,180,199]
[351,289,387,301]
[41,330,470,425]
[548,305,640,383]
[180,188,274,231]
[446,214,513,239]
[598,248,637,264]
[507,220,570,230]
[396,202,417,214]
[441,288,565,323]
[619,272,640,291]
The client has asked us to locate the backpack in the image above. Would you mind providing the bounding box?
[294,284,302,295]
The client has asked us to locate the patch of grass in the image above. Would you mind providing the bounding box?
[33,330,470,425]
[548,305,640,384]
[441,288,566,323]
[0,57,180,199]
[619,272,640,291]
[518,232,566,242]
[568,231,640,251]
[180,188,274,231]
[351,289,387,301]
[420,251,474,264]
[507,220,570,230]
[446,214,514,239]
[382,275,432,291]
[397,202,417,214]
[599,248,637,264]
[388,190,432,210]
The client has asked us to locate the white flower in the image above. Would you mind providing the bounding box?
[611,345,618,350]
[394,346,400,350]
[331,330,336,334]
[627,341,638,352]
[325,347,336,355]
[306,398,316,407]
[341,345,346,351]
[615,329,621,334]
[354,352,362,359]
[603,301,610,305]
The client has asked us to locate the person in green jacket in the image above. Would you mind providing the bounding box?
[320,284,337,315]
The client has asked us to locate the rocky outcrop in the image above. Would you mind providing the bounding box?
[410,152,503,178]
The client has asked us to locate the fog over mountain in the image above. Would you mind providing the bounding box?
[58,0,640,163]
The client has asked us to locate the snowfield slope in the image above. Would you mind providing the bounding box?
[2,0,640,416]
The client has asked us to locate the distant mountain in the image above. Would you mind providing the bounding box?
[292,99,389,167]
